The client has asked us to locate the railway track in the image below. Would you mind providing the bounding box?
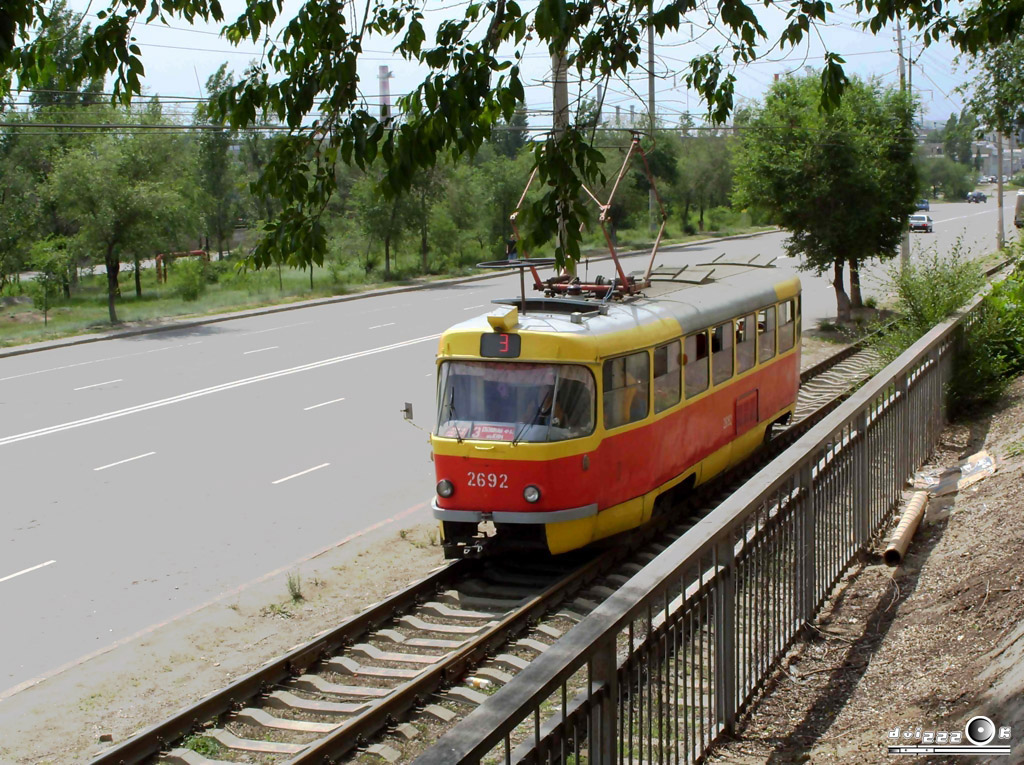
[93,340,879,765]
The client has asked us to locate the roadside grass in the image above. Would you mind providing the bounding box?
[0,224,773,349]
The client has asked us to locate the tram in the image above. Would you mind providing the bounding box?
[430,260,801,557]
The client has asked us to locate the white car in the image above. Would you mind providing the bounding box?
[909,214,934,233]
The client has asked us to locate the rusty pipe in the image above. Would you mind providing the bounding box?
[884,491,929,566]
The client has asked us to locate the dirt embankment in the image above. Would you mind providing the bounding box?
[710,375,1024,764]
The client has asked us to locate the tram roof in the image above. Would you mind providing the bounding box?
[442,263,799,343]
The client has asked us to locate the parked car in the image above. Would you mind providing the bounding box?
[967,191,988,203]
[909,214,934,233]
[916,199,930,211]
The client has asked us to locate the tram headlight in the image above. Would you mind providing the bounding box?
[436,479,455,498]
[523,485,541,503]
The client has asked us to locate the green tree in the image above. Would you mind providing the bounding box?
[45,122,197,322]
[0,154,37,292]
[733,74,918,321]
[4,0,1021,274]
[963,41,1024,140]
[941,110,979,165]
[24,0,102,111]
[195,63,239,259]
[490,108,529,160]
[26,237,73,325]
[676,132,732,232]
[918,154,975,199]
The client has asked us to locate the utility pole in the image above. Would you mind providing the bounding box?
[648,0,656,235]
[997,132,1005,249]
[896,22,910,269]
[552,51,571,271]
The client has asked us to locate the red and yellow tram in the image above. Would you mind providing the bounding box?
[430,262,801,557]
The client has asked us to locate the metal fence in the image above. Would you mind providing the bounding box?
[417,289,985,765]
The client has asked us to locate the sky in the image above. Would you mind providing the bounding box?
[49,0,971,130]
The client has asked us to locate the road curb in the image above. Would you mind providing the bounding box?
[0,228,779,359]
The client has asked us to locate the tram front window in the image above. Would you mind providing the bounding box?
[437,361,595,442]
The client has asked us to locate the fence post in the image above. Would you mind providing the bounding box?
[854,410,870,545]
[714,538,736,735]
[800,462,816,623]
[896,372,910,492]
[590,637,619,765]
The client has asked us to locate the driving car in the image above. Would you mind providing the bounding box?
[909,214,934,233]
[916,199,930,211]
[967,191,987,203]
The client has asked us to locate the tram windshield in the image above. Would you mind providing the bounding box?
[437,361,595,442]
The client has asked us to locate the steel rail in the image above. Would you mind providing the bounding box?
[288,547,630,763]
[91,559,478,764]
[91,343,877,765]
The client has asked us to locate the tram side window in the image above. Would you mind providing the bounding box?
[653,340,682,413]
[778,299,796,353]
[758,305,776,362]
[736,314,756,374]
[711,322,734,385]
[684,331,709,399]
[603,351,650,429]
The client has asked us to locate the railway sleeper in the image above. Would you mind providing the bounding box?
[204,727,307,755]
[535,623,563,639]
[419,601,499,620]
[398,614,491,634]
[374,628,468,649]
[161,749,216,765]
[423,704,458,722]
[265,690,372,716]
[441,686,489,706]
[514,637,551,654]
[293,674,393,698]
[234,707,340,733]
[478,568,563,587]
[349,643,449,665]
[324,656,425,679]
[436,589,522,610]
[473,667,514,684]
[366,742,403,763]
[458,579,542,599]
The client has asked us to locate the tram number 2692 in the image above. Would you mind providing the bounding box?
[467,472,508,489]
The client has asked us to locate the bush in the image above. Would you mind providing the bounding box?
[174,258,206,301]
[204,259,233,284]
[947,303,1013,413]
[869,245,984,366]
[949,252,1024,413]
[707,206,741,232]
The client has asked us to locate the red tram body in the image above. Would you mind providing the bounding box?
[431,263,801,557]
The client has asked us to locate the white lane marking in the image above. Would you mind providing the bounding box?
[243,346,279,355]
[272,462,330,484]
[0,342,202,383]
[0,334,442,448]
[368,323,395,329]
[940,209,994,223]
[73,379,123,391]
[463,304,485,310]
[304,397,346,411]
[0,560,56,584]
[94,451,157,471]
[240,321,311,336]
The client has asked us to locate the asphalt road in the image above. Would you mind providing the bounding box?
[0,196,1015,696]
